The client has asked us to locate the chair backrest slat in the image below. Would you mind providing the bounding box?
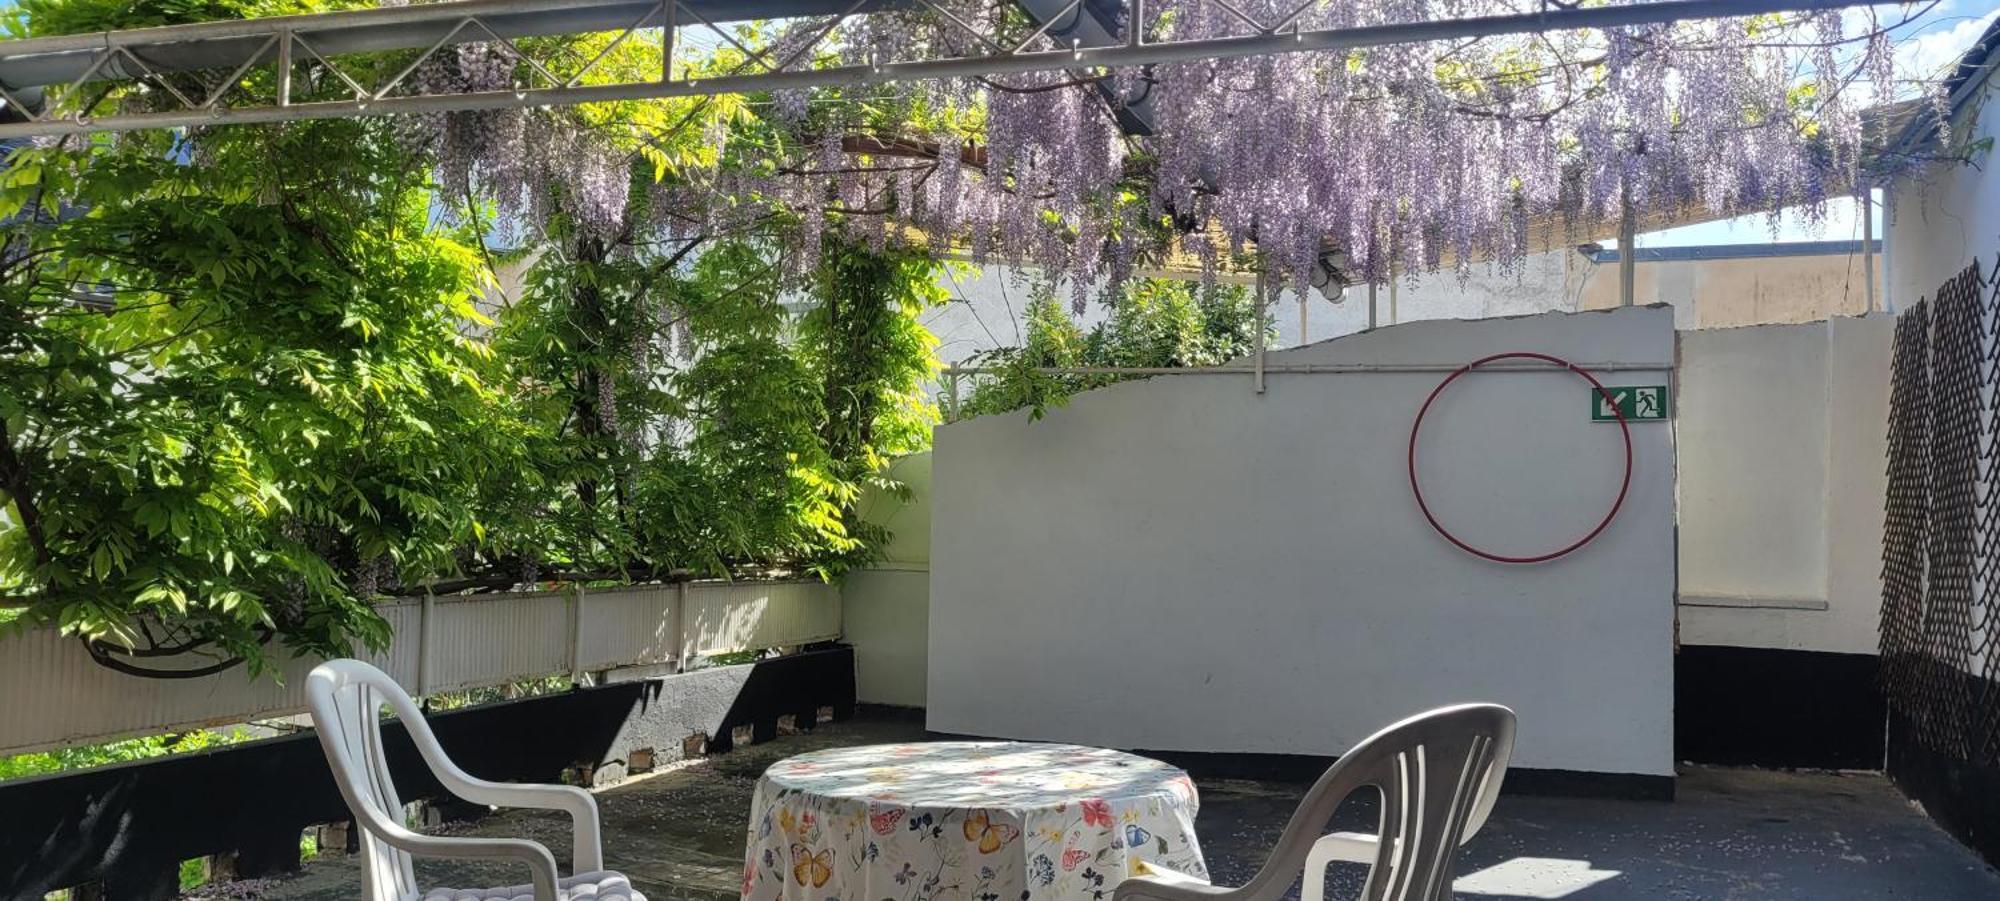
[307,662,422,901]
[1117,703,1516,901]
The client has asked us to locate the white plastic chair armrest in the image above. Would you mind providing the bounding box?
[1113,874,1233,901]
[374,824,562,901]
[1132,861,1210,886]
[1301,833,1380,901]
[446,779,605,873]
[1313,831,1381,864]
[390,692,605,873]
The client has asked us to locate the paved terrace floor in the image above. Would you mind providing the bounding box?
[231,712,2000,900]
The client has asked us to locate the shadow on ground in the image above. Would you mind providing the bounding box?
[236,712,2000,900]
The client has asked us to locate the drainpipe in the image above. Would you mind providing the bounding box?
[1881,188,1896,315]
[1389,269,1399,324]
[1618,180,1637,307]
[1253,269,1268,394]
[1862,187,1877,314]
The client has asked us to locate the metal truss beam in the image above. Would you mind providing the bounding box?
[0,0,898,90]
[0,0,1883,139]
[1012,0,1157,133]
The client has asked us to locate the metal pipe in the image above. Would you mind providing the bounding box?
[1618,181,1637,307]
[0,0,844,56]
[940,362,1673,375]
[0,0,907,100]
[0,0,1888,137]
[0,0,1875,62]
[565,584,584,683]
[1253,268,1268,394]
[276,29,291,106]
[417,590,435,697]
[660,0,676,82]
[1389,266,1399,324]
[1861,187,1876,314]
[1880,189,1896,315]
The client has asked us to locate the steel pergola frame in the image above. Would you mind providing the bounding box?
[0,0,1885,140]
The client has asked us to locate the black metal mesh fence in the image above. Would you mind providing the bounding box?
[1882,261,2000,766]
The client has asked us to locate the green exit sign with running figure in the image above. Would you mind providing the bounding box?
[1591,385,1670,422]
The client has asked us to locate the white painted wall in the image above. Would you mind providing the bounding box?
[1866,71,2000,671]
[1884,76,2000,311]
[1674,316,1893,655]
[1675,326,1832,605]
[927,307,1678,777]
[842,453,933,707]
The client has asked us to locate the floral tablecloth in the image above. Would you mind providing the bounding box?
[741,742,1207,901]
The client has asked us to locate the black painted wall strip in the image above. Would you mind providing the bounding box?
[924,724,1673,801]
[1133,749,1674,801]
[1885,664,2000,870]
[1675,645,1886,770]
[0,645,856,901]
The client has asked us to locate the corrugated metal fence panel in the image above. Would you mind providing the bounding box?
[426,590,572,694]
[576,584,680,671]
[0,583,842,754]
[0,602,416,756]
[680,580,842,658]
[376,601,425,688]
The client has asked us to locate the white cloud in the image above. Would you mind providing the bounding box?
[1896,5,2000,84]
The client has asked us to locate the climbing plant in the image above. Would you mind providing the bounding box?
[0,105,527,674]
[367,2,1933,301]
[0,0,950,676]
[957,278,1261,420]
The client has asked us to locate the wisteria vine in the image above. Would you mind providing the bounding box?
[408,0,1929,308]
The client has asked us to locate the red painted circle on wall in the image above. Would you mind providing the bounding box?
[1407,352,1634,564]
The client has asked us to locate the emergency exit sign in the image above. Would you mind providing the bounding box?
[1591,385,1670,422]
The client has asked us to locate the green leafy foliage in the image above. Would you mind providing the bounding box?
[0,117,518,672]
[0,727,252,781]
[795,241,948,573]
[956,279,1263,420]
[0,0,952,677]
[508,236,948,582]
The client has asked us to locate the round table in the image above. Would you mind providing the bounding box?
[741,741,1207,901]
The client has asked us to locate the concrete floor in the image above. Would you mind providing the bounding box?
[229,713,2000,901]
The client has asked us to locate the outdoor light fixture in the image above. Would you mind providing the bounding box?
[1311,249,1357,302]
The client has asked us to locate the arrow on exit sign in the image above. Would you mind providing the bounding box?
[1591,385,1669,422]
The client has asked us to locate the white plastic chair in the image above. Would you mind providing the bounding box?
[1119,703,1516,901]
[304,658,646,901]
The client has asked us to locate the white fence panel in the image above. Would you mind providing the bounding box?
[0,581,838,756]
[0,602,416,755]
[681,580,842,658]
[426,590,573,694]
[576,583,681,672]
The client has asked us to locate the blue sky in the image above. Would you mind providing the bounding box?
[1635,0,2000,248]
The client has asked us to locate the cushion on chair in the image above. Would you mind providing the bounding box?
[415,871,646,901]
